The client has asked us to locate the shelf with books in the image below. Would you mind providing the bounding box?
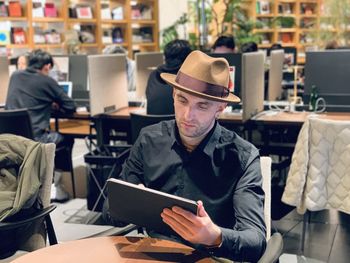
[1,0,159,56]
[249,0,323,64]
[32,17,65,23]
[101,19,128,24]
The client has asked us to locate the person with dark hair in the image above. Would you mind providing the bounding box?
[5,49,76,202]
[240,41,258,53]
[145,39,192,115]
[212,35,235,53]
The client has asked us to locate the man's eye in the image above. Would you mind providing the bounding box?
[198,104,209,110]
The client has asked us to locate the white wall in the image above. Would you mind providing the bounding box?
[158,0,188,43]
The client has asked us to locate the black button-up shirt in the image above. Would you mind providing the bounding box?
[120,120,266,262]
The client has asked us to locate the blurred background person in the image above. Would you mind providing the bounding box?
[212,35,235,53]
[145,39,192,115]
[17,54,27,70]
[240,41,258,53]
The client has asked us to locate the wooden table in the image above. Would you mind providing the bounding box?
[12,236,214,263]
[252,111,350,157]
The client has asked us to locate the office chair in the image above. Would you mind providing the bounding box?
[0,109,77,198]
[0,135,57,259]
[130,112,175,144]
[258,156,283,263]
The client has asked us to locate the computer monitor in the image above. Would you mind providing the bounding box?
[208,53,242,98]
[241,52,264,122]
[58,81,73,98]
[135,52,164,100]
[0,56,9,106]
[268,50,284,101]
[88,54,128,116]
[304,50,350,112]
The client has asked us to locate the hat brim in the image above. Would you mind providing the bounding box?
[160,73,241,103]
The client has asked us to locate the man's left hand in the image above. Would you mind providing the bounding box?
[161,200,222,247]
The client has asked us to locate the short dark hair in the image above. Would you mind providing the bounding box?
[240,42,258,53]
[164,39,192,67]
[212,35,235,50]
[28,49,54,70]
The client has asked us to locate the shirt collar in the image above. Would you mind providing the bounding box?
[170,120,222,156]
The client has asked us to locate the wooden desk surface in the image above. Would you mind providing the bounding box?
[254,111,350,125]
[106,107,244,123]
[12,236,214,263]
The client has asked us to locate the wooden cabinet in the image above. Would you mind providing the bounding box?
[0,0,159,57]
[249,0,321,63]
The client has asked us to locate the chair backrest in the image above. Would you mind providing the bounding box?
[0,109,34,139]
[260,156,272,240]
[0,136,56,258]
[130,112,175,144]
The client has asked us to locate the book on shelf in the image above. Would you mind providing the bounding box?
[11,27,26,44]
[112,6,123,20]
[68,5,77,18]
[0,30,10,45]
[279,3,292,14]
[79,25,95,43]
[33,27,45,44]
[32,1,44,18]
[102,29,112,44]
[44,3,57,18]
[0,1,8,17]
[44,29,61,44]
[131,4,152,19]
[112,27,123,43]
[8,1,22,17]
[258,1,270,15]
[281,33,293,43]
[76,5,93,19]
[100,3,111,19]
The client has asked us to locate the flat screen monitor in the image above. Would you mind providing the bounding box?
[268,50,284,101]
[135,52,164,100]
[208,53,242,98]
[0,56,9,105]
[58,81,73,98]
[68,55,89,101]
[241,52,264,122]
[88,54,128,116]
[304,50,350,112]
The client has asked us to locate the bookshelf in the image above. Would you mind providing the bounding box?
[249,0,321,63]
[0,0,159,57]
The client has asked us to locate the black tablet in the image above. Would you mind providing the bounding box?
[107,178,198,236]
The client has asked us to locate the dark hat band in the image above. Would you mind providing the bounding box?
[175,71,230,98]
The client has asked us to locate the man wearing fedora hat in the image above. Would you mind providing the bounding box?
[107,50,266,261]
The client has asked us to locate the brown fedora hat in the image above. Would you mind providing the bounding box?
[161,50,240,103]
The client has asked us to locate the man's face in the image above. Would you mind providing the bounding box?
[173,89,226,139]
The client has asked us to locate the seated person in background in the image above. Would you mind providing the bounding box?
[17,54,27,70]
[103,45,136,92]
[145,39,192,115]
[105,51,266,262]
[325,40,339,50]
[5,49,76,202]
[212,35,235,53]
[240,41,258,53]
